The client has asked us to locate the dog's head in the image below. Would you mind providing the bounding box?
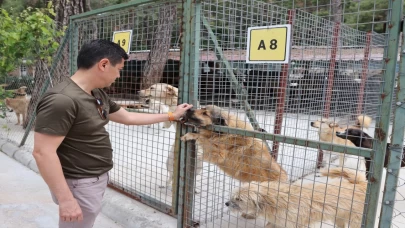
[138,83,178,99]
[183,105,227,127]
[225,183,267,216]
[15,86,27,95]
[336,128,373,148]
[310,119,339,130]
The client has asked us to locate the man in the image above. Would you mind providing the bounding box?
[32,39,193,227]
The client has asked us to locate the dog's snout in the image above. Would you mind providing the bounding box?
[186,108,195,116]
[225,201,230,207]
[336,131,345,137]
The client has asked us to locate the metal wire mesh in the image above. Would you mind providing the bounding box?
[69,0,184,213]
[0,0,403,227]
[0,23,68,151]
[181,0,397,227]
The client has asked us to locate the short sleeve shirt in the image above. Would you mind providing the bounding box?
[34,77,121,179]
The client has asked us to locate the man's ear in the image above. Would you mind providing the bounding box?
[98,58,109,71]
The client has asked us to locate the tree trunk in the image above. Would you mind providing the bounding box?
[141,5,177,89]
[23,0,88,129]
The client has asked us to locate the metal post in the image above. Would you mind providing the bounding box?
[364,0,403,227]
[19,26,71,146]
[323,22,340,118]
[272,9,294,159]
[356,31,372,116]
[176,0,199,226]
[378,8,405,227]
[317,22,340,168]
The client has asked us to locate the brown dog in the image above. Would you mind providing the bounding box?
[180,105,288,183]
[226,167,367,228]
[5,86,29,125]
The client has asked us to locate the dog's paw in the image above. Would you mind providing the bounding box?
[181,133,199,141]
[241,213,256,219]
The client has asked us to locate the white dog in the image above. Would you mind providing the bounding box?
[139,83,203,191]
[141,98,172,129]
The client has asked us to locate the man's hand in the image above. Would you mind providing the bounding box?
[173,103,193,120]
[59,198,83,222]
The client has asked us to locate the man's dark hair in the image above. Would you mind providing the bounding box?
[77,39,129,69]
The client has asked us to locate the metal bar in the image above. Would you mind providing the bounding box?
[356,32,372,116]
[71,24,79,74]
[19,26,71,146]
[107,183,173,214]
[177,0,193,225]
[205,125,372,158]
[364,0,403,227]
[323,22,340,118]
[379,9,405,227]
[177,0,201,225]
[69,0,157,20]
[317,22,340,168]
[272,9,294,159]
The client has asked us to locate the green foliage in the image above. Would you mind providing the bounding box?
[273,0,393,33]
[0,2,65,77]
[1,76,35,94]
[0,86,14,119]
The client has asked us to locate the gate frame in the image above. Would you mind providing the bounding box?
[17,0,404,227]
[379,4,405,226]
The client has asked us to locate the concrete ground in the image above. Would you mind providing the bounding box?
[0,151,177,228]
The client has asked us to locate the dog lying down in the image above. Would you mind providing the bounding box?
[180,105,288,183]
[336,128,405,178]
[226,167,367,228]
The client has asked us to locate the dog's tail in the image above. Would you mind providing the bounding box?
[320,167,366,184]
[355,115,372,129]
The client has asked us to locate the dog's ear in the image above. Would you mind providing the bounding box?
[166,85,178,97]
[210,110,227,126]
[214,116,227,126]
[329,122,339,128]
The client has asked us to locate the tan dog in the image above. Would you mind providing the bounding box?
[4,86,29,125]
[138,83,179,110]
[181,105,288,183]
[226,167,367,228]
[310,115,372,167]
[138,83,203,192]
[5,97,28,125]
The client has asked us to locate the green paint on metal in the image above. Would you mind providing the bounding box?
[379,2,405,226]
[69,0,157,20]
[71,24,79,74]
[176,0,194,225]
[20,26,72,146]
[364,0,403,227]
[207,125,372,158]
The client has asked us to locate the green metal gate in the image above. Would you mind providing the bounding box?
[19,0,405,227]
